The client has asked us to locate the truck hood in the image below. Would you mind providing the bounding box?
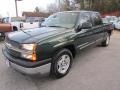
[7,27,72,43]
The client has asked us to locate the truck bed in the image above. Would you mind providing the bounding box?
[0,23,12,32]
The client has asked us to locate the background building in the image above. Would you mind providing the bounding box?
[22,12,50,22]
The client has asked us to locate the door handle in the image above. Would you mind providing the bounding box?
[81,29,88,33]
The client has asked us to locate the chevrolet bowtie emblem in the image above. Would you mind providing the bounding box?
[6,43,12,48]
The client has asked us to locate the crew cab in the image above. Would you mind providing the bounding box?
[3,11,113,78]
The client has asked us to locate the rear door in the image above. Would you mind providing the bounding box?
[90,12,104,42]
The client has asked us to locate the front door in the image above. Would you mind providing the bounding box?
[75,12,95,50]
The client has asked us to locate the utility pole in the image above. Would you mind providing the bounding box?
[57,0,61,11]
[15,0,18,17]
[15,0,22,17]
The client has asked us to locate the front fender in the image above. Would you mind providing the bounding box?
[53,40,74,48]
[36,39,75,61]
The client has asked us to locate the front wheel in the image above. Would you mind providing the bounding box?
[101,33,110,46]
[50,49,73,78]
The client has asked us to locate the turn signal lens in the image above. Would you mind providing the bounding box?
[32,53,36,61]
[32,44,37,61]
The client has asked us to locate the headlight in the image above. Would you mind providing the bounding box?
[22,44,35,51]
[21,53,32,59]
[21,44,37,61]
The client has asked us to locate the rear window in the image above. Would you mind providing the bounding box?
[91,13,103,26]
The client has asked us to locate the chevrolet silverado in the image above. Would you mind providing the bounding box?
[3,11,113,78]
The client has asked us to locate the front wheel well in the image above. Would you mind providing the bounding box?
[64,45,76,58]
[53,45,76,58]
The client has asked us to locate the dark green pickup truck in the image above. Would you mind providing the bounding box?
[3,11,113,78]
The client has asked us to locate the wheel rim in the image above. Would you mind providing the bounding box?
[106,34,110,45]
[57,54,70,74]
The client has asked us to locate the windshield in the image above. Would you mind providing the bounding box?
[42,12,78,28]
[11,17,23,22]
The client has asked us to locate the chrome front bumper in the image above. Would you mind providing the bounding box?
[9,61,51,75]
[3,48,51,75]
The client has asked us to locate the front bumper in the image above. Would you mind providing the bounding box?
[2,48,52,74]
[9,61,51,75]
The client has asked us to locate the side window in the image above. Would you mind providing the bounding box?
[79,13,92,26]
[91,13,102,26]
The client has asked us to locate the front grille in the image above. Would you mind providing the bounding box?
[5,38,21,58]
[5,39,20,48]
[6,46,21,57]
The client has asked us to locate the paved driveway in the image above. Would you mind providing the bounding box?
[0,31,120,90]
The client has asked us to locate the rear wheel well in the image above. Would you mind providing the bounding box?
[64,45,76,58]
[13,26,18,31]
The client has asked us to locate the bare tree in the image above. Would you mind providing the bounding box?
[34,7,40,12]
[57,0,71,11]
[47,0,120,14]
[34,6,44,12]
[47,3,60,13]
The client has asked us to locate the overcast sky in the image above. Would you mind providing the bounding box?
[0,0,55,17]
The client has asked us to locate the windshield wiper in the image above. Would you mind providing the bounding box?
[48,25,69,29]
[20,29,31,36]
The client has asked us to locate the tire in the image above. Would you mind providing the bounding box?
[50,49,73,78]
[101,33,110,47]
[0,33,5,41]
[0,36,5,41]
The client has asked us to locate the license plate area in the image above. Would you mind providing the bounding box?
[5,59,10,67]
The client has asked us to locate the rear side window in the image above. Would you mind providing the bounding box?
[91,13,103,26]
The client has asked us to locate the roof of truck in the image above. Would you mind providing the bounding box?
[59,10,99,13]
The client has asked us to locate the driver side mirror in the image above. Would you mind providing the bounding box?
[77,22,92,31]
[81,22,92,29]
